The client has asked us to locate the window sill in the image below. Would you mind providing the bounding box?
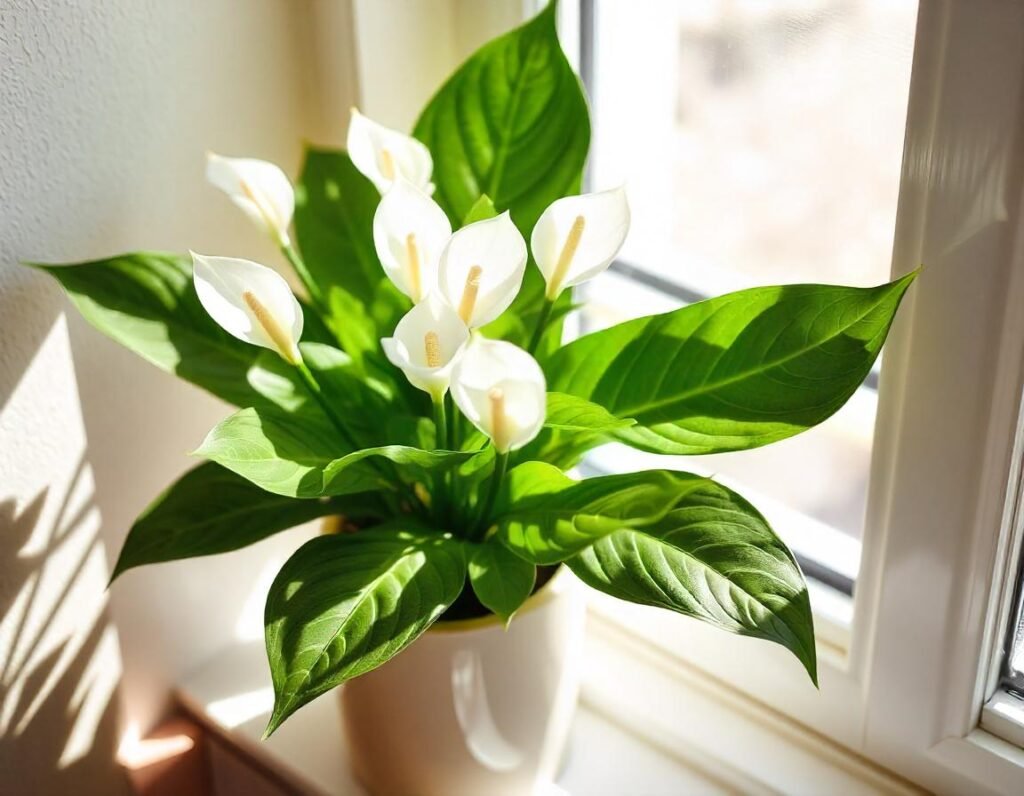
[982,691,1024,752]
[175,602,914,795]
[174,639,711,795]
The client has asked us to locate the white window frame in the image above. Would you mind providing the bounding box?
[350,0,1024,792]
[559,0,1024,793]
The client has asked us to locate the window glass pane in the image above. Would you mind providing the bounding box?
[583,0,918,580]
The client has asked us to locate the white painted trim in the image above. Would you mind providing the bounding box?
[581,610,924,795]
[858,1,1024,789]
[982,692,1024,754]
[577,0,1024,791]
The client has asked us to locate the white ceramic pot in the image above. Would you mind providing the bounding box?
[340,567,586,796]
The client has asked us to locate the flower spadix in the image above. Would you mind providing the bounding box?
[450,338,546,453]
[532,187,630,300]
[191,253,304,365]
[373,178,452,303]
[206,153,295,247]
[348,108,434,195]
[438,212,527,329]
[382,294,469,398]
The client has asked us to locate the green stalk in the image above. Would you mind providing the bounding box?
[431,394,451,525]
[526,297,555,355]
[444,392,457,450]
[282,242,325,311]
[472,448,508,542]
[432,394,449,452]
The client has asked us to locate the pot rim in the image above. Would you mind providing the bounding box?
[428,564,571,634]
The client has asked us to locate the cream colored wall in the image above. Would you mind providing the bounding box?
[351,0,525,128]
[0,1,354,791]
[0,0,532,790]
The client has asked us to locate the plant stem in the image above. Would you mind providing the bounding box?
[472,448,508,541]
[431,394,451,526]
[282,242,325,310]
[444,392,457,450]
[526,297,555,355]
[432,394,448,451]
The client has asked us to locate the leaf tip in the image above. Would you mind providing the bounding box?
[106,568,123,590]
[262,704,288,740]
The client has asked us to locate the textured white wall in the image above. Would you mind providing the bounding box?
[0,1,353,791]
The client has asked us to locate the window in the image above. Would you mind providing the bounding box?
[579,0,918,601]
[561,0,1024,792]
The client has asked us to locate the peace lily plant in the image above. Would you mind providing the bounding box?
[32,1,916,739]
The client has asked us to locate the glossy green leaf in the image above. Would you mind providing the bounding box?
[547,273,918,454]
[567,480,817,684]
[413,2,589,237]
[294,147,384,309]
[248,342,399,446]
[293,147,424,409]
[467,539,536,623]
[543,392,635,433]
[495,462,708,564]
[264,527,466,735]
[512,392,634,470]
[30,252,314,409]
[111,462,387,581]
[195,406,477,498]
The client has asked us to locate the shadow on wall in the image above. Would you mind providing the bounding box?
[0,461,130,794]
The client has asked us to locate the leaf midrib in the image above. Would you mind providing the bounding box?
[277,542,417,717]
[605,292,893,420]
[486,32,543,199]
[76,280,262,373]
[623,526,813,666]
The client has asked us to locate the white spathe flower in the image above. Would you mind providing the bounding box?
[531,187,630,300]
[450,338,546,453]
[348,108,434,195]
[191,252,304,364]
[382,294,470,398]
[438,212,527,329]
[373,178,452,304]
[206,153,295,246]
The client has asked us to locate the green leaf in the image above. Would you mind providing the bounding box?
[294,147,383,309]
[264,527,466,736]
[567,480,817,684]
[544,392,635,433]
[513,393,635,470]
[495,462,708,564]
[293,148,425,409]
[467,539,536,623]
[30,252,310,409]
[248,342,399,446]
[413,2,589,237]
[110,462,387,581]
[322,284,425,414]
[547,273,918,454]
[461,194,499,227]
[195,407,477,498]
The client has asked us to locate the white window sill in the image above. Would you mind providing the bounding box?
[982,690,1024,753]
[175,640,712,796]
[176,604,915,795]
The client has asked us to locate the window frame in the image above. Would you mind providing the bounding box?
[559,0,1024,792]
